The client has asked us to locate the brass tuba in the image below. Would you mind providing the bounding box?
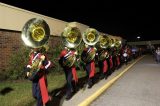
[81,28,99,63]
[61,25,82,67]
[98,33,112,49]
[82,28,99,46]
[21,18,50,48]
[97,33,111,61]
[114,36,122,54]
[62,26,82,48]
[21,18,50,80]
[107,35,115,48]
[114,36,122,49]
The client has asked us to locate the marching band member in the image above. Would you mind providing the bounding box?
[97,49,108,79]
[105,49,111,76]
[107,48,114,75]
[116,51,121,69]
[26,47,51,106]
[59,47,78,100]
[113,47,121,69]
[81,44,96,88]
[112,47,117,70]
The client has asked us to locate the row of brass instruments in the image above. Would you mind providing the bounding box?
[21,18,122,78]
[61,23,122,68]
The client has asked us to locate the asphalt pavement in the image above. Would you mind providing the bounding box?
[60,55,151,106]
[91,55,160,106]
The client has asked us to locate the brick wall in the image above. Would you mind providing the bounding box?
[0,30,22,72]
[0,29,61,73]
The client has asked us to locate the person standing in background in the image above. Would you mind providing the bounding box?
[155,47,160,63]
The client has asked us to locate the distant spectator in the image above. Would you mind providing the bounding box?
[122,46,129,65]
[155,47,160,63]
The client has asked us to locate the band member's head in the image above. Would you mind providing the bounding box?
[28,48,39,57]
[29,48,34,57]
[64,46,70,51]
[32,47,44,53]
[85,44,89,48]
[39,45,49,53]
[90,45,94,48]
[42,44,49,52]
[33,48,39,52]
[64,46,68,50]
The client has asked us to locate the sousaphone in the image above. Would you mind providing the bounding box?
[97,33,111,61]
[21,18,50,80]
[21,18,50,48]
[114,36,122,54]
[62,26,82,48]
[114,36,122,49]
[81,28,100,63]
[82,28,99,46]
[61,25,82,67]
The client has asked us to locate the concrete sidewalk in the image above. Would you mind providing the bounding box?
[61,56,144,106]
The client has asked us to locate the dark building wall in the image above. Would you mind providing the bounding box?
[0,29,61,73]
[0,30,22,72]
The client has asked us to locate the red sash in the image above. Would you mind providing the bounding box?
[28,53,34,66]
[72,67,78,83]
[109,57,113,69]
[117,56,120,66]
[39,76,49,105]
[103,60,108,73]
[89,61,95,78]
[60,49,67,58]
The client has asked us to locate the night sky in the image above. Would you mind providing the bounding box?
[1,1,160,41]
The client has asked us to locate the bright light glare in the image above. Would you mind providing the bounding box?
[137,36,140,39]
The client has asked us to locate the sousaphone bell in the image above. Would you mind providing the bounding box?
[21,18,50,48]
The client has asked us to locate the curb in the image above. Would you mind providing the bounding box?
[78,56,145,106]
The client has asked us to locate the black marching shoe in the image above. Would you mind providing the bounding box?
[99,74,105,80]
[88,82,93,89]
[65,94,72,101]
[65,90,74,101]
[105,75,108,80]
[88,84,92,89]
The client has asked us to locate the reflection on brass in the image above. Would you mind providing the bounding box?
[62,26,82,48]
[82,28,99,46]
[21,18,50,48]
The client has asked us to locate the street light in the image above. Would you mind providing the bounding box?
[137,36,140,41]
